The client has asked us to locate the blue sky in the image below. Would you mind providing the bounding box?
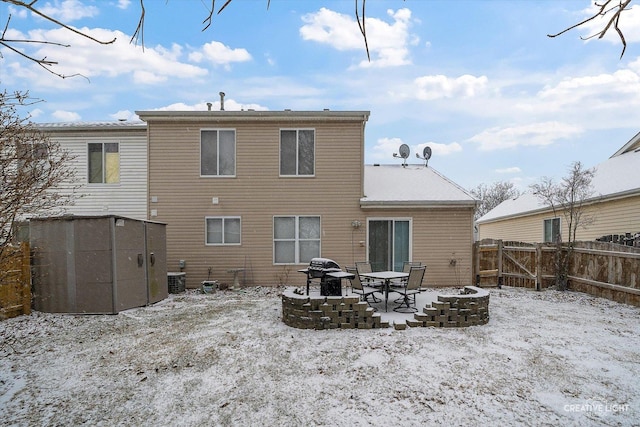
[2,0,640,191]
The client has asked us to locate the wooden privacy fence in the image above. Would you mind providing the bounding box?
[0,242,32,320]
[473,239,640,306]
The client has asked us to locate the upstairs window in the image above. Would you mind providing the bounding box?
[18,142,49,181]
[280,129,314,176]
[88,142,119,184]
[544,218,561,243]
[201,130,235,176]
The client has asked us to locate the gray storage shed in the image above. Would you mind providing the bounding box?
[30,215,167,314]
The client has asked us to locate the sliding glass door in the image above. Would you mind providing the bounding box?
[368,219,411,271]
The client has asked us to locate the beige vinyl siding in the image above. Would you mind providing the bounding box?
[45,129,148,220]
[478,194,640,243]
[148,118,366,286]
[363,207,475,287]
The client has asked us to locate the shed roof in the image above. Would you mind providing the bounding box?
[361,164,477,208]
[477,147,640,223]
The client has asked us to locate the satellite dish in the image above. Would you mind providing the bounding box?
[399,144,410,159]
[393,144,410,167]
[417,145,432,167]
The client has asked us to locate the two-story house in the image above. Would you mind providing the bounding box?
[136,109,477,287]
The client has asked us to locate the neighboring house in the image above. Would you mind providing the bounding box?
[37,121,148,220]
[136,109,478,287]
[476,132,640,243]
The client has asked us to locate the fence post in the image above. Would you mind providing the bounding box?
[20,242,31,315]
[497,240,503,288]
[536,243,542,291]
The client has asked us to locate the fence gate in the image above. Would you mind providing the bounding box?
[473,239,555,290]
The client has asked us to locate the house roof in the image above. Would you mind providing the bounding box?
[361,164,477,208]
[610,130,640,157]
[36,121,147,132]
[477,146,640,223]
[136,110,370,123]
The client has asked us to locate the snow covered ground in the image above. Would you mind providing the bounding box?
[1,286,639,426]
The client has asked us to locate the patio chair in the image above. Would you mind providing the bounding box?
[355,261,383,287]
[392,261,423,285]
[393,265,426,313]
[347,266,381,305]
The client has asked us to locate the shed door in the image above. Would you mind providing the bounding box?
[114,218,147,312]
[145,222,167,304]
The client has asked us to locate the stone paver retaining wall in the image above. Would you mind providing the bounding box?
[282,290,387,329]
[411,286,490,328]
[282,286,489,330]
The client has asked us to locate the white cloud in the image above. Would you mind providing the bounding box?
[468,122,583,151]
[8,5,28,18]
[495,167,522,174]
[52,110,81,121]
[154,99,269,112]
[29,108,45,119]
[39,0,99,22]
[532,69,640,115]
[300,7,416,68]
[414,74,488,100]
[188,41,252,67]
[14,27,208,84]
[116,0,131,10]
[109,110,138,121]
[371,137,404,161]
[370,138,461,162]
[416,142,462,156]
[578,3,640,44]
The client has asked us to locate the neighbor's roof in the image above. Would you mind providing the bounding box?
[477,147,640,223]
[361,164,477,208]
[36,120,147,131]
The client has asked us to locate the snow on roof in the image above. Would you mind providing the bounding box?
[361,164,477,207]
[478,148,640,223]
[36,121,147,130]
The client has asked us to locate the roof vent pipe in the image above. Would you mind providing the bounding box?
[219,92,225,111]
[207,102,212,111]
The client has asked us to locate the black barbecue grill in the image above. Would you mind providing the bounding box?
[301,257,343,296]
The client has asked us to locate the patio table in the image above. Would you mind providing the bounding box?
[359,271,409,311]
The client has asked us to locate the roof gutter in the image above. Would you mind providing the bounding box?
[360,199,477,209]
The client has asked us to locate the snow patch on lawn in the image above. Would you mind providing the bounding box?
[1,286,638,426]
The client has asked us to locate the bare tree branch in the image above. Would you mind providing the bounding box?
[130,0,146,49]
[0,90,78,281]
[1,0,114,78]
[355,0,370,62]
[548,0,633,58]
[4,0,117,45]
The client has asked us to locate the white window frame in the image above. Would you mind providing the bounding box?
[18,141,49,181]
[200,129,236,177]
[205,216,242,246]
[279,128,315,177]
[87,142,120,184]
[543,217,561,243]
[273,215,321,264]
